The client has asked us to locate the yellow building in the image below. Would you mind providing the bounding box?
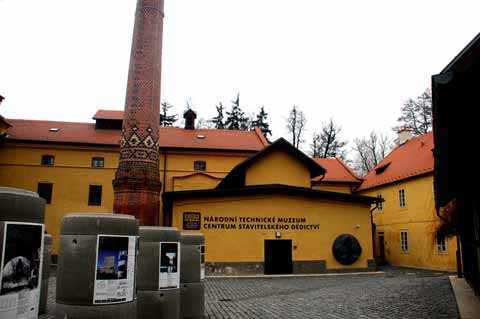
[357,132,457,272]
[165,139,378,274]
[0,110,268,255]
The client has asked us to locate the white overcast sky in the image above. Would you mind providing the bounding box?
[0,0,479,153]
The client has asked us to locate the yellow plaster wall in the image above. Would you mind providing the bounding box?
[312,183,352,194]
[172,173,222,191]
[172,195,373,269]
[245,149,311,188]
[360,174,457,271]
[0,143,254,254]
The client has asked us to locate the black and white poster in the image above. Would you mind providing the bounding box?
[159,242,180,289]
[93,235,136,304]
[0,222,44,319]
[199,245,205,280]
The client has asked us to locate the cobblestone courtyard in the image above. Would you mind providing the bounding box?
[42,268,459,318]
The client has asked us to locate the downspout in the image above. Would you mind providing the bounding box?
[370,201,379,268]
[162,148,168,225]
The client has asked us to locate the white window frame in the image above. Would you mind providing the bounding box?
[399,188,406,208]
[436,231,447,253]
[400,231,409,252]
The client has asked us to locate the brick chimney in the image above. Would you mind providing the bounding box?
[184,109,197,130]
[113,0,164,226]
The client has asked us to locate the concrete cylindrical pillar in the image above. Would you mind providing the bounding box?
[137,226,181,319]
[39,234,53,314]
[180,233,205,319]
[0,187,46,319]
[55,213,139,319]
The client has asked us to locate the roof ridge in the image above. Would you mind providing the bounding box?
[335,157,362,181]
[8,118,94,125]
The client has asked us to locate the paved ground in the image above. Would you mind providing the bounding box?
[42,267,459,318]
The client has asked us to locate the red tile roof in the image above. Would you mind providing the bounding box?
[312,158,362,183]
[356,132,434,191]
[5,119,269,151]
[93,110,124,120]
[0,115,11,128]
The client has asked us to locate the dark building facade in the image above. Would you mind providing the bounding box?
[432,32,480,294]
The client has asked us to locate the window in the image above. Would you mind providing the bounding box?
[399,188,406,208]
[37,183,53,204]
[194,161,206,171]
[436,231,447,253]
[400,231,409,252]
[91,157,105,168]
[88,185,102,206]
[41,155,55,166]
[377,194,383,211]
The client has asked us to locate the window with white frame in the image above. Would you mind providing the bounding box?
[436,231,447,253]
[400,231,409,252]
[377,194,383,211]
[399,188,406,208]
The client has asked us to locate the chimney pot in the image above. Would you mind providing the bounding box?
[184,109,197,130]
[398,128,413,145]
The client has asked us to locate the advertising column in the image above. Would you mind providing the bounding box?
[0,187,46,319]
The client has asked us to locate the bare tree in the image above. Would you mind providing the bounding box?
[286,105,306,148]
[393,88,432,136]
[310,119,347,159]
[352,131,392,176]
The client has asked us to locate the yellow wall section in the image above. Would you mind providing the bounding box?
[245,149,311,188]
[172,195,373,269]
[360,174,457,271]
[312,183,352,194]
[173,173,222,191]
[0,142,255,254]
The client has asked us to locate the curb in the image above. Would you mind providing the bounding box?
[207,271,385,279]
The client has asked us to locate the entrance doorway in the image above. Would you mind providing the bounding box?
[264,240,293,275]
[378,232,386,265]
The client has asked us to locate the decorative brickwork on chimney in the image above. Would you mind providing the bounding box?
[113,0,164,225]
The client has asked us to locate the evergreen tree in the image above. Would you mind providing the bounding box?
[210,102,225,129]
[251,106,272,138]
[225,94,248,130]
[159,101,178,127]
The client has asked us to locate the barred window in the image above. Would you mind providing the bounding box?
[399,189,406,208]
[41,155,55,166]
[400,231,409,252]
[88,185,102,206]
[194,161,206,171]
[91,157,104,168]
[436,231,447,253]
[377,194,383,211]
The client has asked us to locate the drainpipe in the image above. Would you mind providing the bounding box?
[370,202,379,267]
[162,148,168,225]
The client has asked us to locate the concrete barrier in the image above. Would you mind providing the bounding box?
[39,234,52,314]
[137,226,181,319]
[55,213,139,319]
[180,233,205,319]
[0,187,45,319]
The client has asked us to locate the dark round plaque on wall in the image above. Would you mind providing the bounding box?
[332,234,362,265]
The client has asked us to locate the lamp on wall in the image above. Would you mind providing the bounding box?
[275,231,281,238]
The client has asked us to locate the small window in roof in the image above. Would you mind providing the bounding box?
[49,128,60,132]
[196,134,206,139]
[375,162,391,174]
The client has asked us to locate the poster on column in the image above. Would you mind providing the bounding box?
[199,245,205,280]
[159,242,180,289]
[0,222,44,319]
[93,235,136,304]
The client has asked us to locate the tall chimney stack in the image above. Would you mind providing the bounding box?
[113,0,164,225]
